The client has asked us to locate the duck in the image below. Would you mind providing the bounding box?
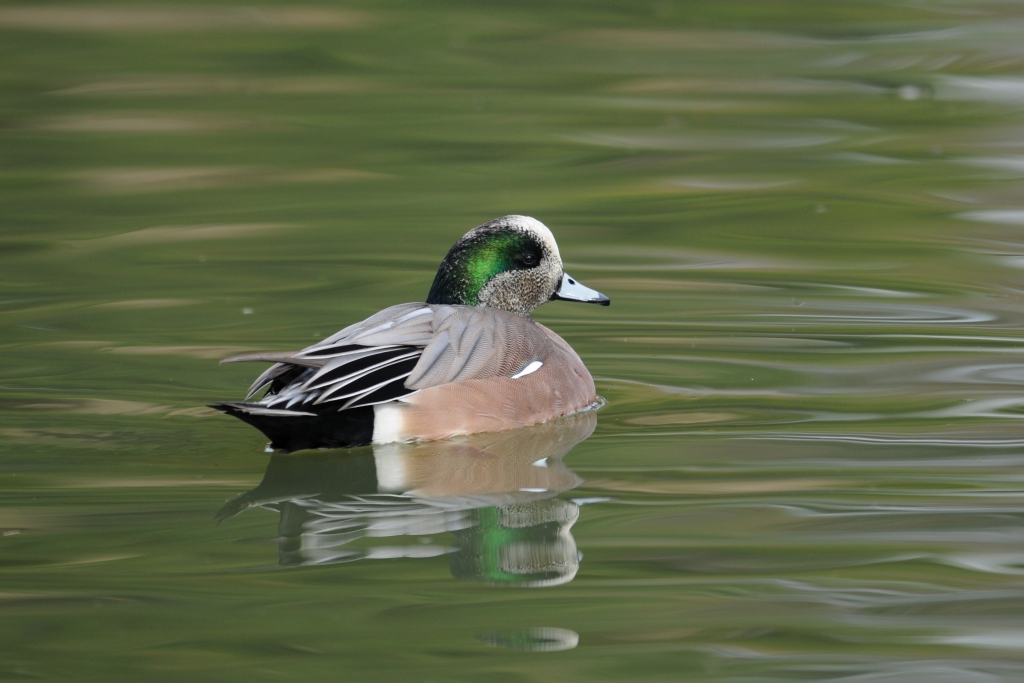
[213,215,610,452]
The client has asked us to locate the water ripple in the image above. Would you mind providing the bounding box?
[740,435,1024,447]
[752,303,995,324]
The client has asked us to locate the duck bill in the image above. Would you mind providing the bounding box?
[551,272,610,306]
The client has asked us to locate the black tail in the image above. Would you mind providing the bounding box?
[212,402,375,453]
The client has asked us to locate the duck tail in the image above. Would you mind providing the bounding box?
[210,402,375,452]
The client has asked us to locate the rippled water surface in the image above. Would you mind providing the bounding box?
[4,1,1024,680]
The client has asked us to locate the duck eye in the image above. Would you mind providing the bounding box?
[521,253,538,266]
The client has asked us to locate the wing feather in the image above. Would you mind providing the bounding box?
[222,351,323,367]
[226,303,557,412]
[403,308,550,389]
[344,377,414,409]
[245,362,291,400]
[312,353,421,405]
[298,304,438,358]
[295,344,371,360]
[300,347,411,391]
[336,364,419,409]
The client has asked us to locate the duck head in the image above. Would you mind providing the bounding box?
[426,215,610,317]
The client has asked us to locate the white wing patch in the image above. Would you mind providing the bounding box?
[511,360,543,379]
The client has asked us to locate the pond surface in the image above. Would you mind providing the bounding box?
[4,1,1024,680]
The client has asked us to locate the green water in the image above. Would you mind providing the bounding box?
[4,0,1024,680]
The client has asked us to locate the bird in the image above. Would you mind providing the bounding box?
[212,215,610,452]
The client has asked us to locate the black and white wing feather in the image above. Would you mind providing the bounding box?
[220,303,553,413]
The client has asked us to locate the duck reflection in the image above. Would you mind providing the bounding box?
[218,410,595,587]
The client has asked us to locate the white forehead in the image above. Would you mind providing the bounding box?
[508,215,560,260]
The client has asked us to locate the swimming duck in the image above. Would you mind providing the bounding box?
[214,215,609,451]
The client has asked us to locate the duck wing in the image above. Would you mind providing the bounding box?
[220,303,554,411]
[403,305,553,389]
[299,303,553,390]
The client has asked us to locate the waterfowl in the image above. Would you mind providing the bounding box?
[213,215,609,451]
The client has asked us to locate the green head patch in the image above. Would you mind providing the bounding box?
[427,228,543,306]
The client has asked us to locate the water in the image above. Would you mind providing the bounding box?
[3,1,1024,680]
